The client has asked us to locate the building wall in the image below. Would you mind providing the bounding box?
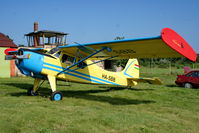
[0,48,10,77]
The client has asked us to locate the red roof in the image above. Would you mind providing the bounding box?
[0,33,17,48]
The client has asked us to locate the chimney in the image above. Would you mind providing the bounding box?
[33,22,38,47]
[34,22,38,32]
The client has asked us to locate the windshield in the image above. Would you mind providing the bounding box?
[48,47,60,54]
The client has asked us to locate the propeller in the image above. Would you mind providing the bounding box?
[4,48,30,60]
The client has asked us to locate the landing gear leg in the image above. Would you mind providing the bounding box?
[27,78,41,96]
[47,75,63,101]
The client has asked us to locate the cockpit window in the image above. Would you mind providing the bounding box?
[62,54,75,65]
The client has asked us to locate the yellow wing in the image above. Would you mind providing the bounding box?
[59,28,197,61]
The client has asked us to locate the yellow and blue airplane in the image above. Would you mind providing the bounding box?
[5,28,197,101]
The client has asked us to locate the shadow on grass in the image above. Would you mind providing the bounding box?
[3,83,33,90]
[61,89,155,105]
[4,83,155,105]
[99,86,154,91]
[3,83,51,97]
[166,84,199,89]
[166,84,179,87]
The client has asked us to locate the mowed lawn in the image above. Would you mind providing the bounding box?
[0,73,199,133]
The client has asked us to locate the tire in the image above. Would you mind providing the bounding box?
[51,91,63,101]
[184,83,192,89]
[27,88,38,96]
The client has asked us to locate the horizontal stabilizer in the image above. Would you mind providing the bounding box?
[128,77,163,85]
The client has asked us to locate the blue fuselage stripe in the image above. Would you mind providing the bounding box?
[43,66,104,84]
[43,62,119,85]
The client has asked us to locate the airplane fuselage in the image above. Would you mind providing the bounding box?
[16,49,139,87]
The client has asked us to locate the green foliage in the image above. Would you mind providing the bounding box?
[139,57,199,69]
[0,74,199,133]
[110,56,199,69]
[113,59,128,68]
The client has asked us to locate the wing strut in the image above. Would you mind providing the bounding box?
[57,47,111,76]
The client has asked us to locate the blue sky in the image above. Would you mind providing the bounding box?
[1,0,199,52]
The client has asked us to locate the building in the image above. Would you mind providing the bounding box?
[0,33,17,77]
[25,22,68,48]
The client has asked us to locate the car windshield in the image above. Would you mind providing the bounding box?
[187,71,199,77]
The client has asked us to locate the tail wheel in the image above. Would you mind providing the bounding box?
[184,83,192,88]
[51,91,63,101]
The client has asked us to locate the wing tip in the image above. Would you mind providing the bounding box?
[161,28,197,62]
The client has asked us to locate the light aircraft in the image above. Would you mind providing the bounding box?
[4,28,197,101]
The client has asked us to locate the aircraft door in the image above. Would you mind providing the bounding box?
[61,54,75,66]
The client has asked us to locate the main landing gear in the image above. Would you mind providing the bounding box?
[47,75,63,101]
[28,76,63,101]
[27,88,63,101]
[27,88,38,96]
[51,91,63,101]
[27,78,41,96]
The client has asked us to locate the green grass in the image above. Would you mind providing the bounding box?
[0,72,199,133]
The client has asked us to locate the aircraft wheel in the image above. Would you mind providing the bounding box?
[51,91,63,101]
[184,83,192,88]
[27,88,38,96]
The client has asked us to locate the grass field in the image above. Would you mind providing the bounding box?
[0,71,199,133]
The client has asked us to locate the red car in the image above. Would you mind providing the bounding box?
[175,70,199,88]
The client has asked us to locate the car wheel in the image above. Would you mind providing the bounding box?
[184,83,192,88]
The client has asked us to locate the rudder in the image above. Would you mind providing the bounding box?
[122,58,139,78]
